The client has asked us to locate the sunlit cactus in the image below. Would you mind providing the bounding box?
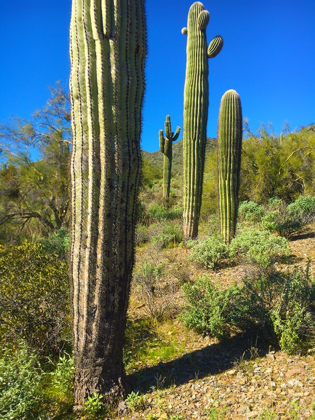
[182,2,223,239]
[159,115,180,199]
[69,0,146,407]
[217,89,243,243]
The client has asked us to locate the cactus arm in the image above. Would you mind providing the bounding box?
[207,35,224,58]
[165,115,172,139]
[182,27,188,35]
[217,89,243,243]
[159,129,165,153]
[172,126,181,142]
[197,10,210,30]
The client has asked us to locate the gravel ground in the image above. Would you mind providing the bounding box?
[117,234,315,419]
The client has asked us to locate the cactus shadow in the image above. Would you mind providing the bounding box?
[289,231,315,241]
[127,331,271,394]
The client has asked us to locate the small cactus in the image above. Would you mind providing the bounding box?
[182,2,223,239]
[159,116,180,199]
[217,89,243,243]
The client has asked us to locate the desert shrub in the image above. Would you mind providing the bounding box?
[261,210,282,233]
[189,234,229,269]
[151,221,183,249]
[182,277,244,339]
[270,267,315,354]
[238,201,264,223]
[133,260,167,319]
[261,195,315,238]
[0,342,43,419]
[135,224,150,246]
[147,203,169,220]
[41,227,70,257]
[267,196,283,209]
[126,391,147,412]
[0,242,70,355]
[286,195,315,224]
[261,210,301,238]
[168,206,183,219]
[146,203,182,224]
[50,354,74,398]
[237,272,287,340]
[230,228,291,268]
[84,393,105,416]
[182,268,315,354]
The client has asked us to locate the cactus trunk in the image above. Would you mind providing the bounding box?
[217,89,242,243]
[69,0,146,407]
[159,115,180,200]
[163,146,172,198]
[182,2,223,240]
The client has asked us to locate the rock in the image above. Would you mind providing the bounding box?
[118,401,129,415]
[246,411,259,418]
[286,368,304,377]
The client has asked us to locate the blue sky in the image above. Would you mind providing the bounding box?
[0,0,314,153]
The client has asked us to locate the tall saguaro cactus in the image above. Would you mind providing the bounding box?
[182,2,223,240]
[159,115,180,199]
[69,0,146,407]
[217,89,243,243]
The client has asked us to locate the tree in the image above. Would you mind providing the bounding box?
[0,84,71,242]
[240,122,315,203]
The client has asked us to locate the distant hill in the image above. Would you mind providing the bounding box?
[142,137,217,177]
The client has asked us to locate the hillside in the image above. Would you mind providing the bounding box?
[142,137,217,177]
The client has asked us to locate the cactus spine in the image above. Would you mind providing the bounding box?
[159,116,180,199]
[182,2,223,240]
[69,0,146,406]
[217,89,243,243]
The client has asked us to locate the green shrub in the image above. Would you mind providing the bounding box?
[238,201,265,223]
[84,393,104,416]
[50,354,74,397]
[41,227,70,257]
[267,196,283,209]
[168,206,183,219]
[133,261,166,319]
[0,343,43,419]
[135,224,150,246]
[189,234,229,269]
[147,203,182,223]
[0,242,70,355]
[152,222,183,249]
[261,195,315,238]
[182,268,315,354]
[261,210,282,233]
[125,391,147,412]
[270,267,315,354]
[230,228,291,268]
[182,277,244,339]
[260,210,301,237]
[286,195,315,224]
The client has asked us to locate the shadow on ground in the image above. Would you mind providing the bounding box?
[128,331,271,393]
[290,231,315,241]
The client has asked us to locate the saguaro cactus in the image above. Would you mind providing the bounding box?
[69,0,146,407]
[159,116,180,199]
[217,89,243,243]
[182,2,223,240]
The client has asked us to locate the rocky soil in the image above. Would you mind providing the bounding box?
[116,234,315,419]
